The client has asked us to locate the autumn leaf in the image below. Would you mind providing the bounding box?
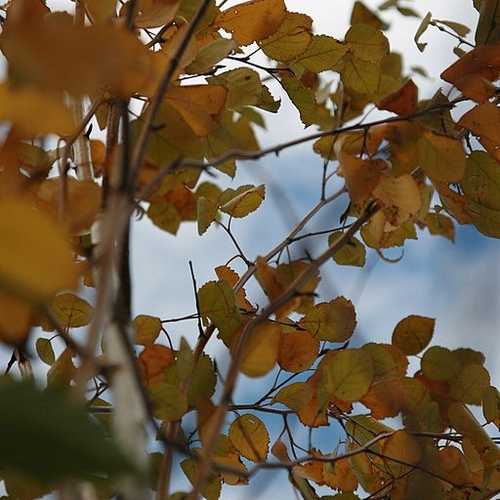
[229,414,270,462]
[214,0,287,45]
[219,184,266,218]
[42,293,93,331]
[133,314,162,346]
[278,329,319,373]
[300,297,357,343]
[0,198,78,301]
[421,346,461,381]
[381,430,422,476]
[138,345,174,386]
[325,348,374,402]
[0,293,32,345]
[240,321,281,377]
[273,382,313,412]
[329,234,366,267]
[378,79,418,115]
[259,12,313,62]
[392,315,435,355]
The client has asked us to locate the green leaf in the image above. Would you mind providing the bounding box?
[259,12,313,62]
[463,151,500,211]
[281,75,333,129]
[325,348,374,402]
[149,383,188,421]
[186,38,236,75]
[421,346,460,381]
[345,24,389,62]
[0,379,133,482]
[198,280,242,344]
[35,337,55,365]
[293,35,347,73]
[208,68,263,109]
[391,315,435,355]
[417,131,466,182]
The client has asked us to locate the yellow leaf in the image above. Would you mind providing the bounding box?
[391,315,435,356]
[165,84,227,136]
[373,174,421,227]
[450,364,490,405]
[44,293,93,330]
[417,130,466,182]
[362,343,408,382]
[181,457,221,500]
[299,297,357,343]
[0,84,74,137]
[483,386,500,427]
[214,0,287,45]
[329,234,366,267]
[2,11,153,97]
[323,458,359,492]
[132,0,180,28]
[229,414,269,462]
[198,280,242,345]
[325,348,374,402]
[381,430,422,476]
[47,348,76,387]
[259,12,313,62]
[133,314,162,346]
[215,265,253,312]
[340,54,381,95]
[293,35,347,73]
[278,329,319,373]
[340,156,387,205]
[241,322,281,377]
[0,199,78,301]
[219,184,265,218]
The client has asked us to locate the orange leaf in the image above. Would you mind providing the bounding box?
[138,345,174,386]
[458,102,500,162]
[278,329,319,373]
[378,79,418,115]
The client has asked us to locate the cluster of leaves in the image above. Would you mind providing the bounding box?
[0,0,499,499]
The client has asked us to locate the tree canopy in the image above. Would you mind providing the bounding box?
[0,0,499,499]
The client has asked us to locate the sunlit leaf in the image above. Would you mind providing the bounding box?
[293,35,347,73]
[181,457,221,500]
[325,348,373,402]
[149,382,188,421]
[214,0,287,45]
[133,314,162,346]
[259,12,313,62]
[219,184,265,218]
[229,414,269,462]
